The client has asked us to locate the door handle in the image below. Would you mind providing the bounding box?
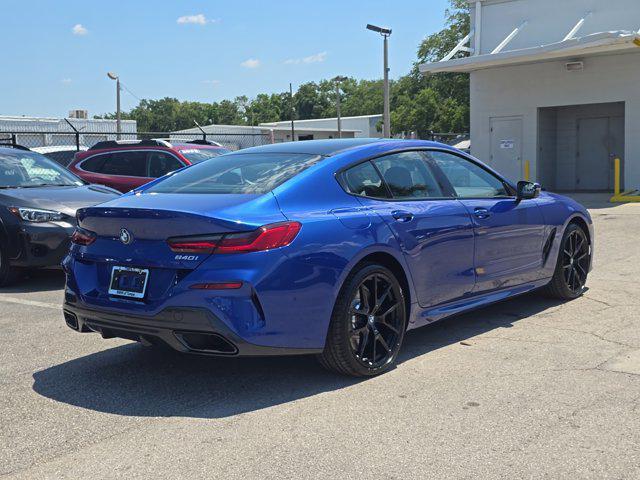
[392,210,414,222]
[473,207,492,219]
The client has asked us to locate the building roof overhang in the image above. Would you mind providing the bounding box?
[419,30,640,74]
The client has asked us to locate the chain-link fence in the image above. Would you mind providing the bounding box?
[0,129,469,154]
[0,130,273,152]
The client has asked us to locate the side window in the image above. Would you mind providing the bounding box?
[341,161,390,198]
[80,154,107,173]
[427,151,509,198]
[147,152,183,178]
[373,151,445,199]
[101,151,147,177]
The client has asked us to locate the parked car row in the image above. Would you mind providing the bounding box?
[0,145,119,285]
[68,139,230,192]
[0,137,595,376]
[0,138,230,284]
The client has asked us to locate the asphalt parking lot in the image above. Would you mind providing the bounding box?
[1,194,639,479]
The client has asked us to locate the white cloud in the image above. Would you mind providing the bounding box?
[72,24,88,35]
[240,58,261,69]
[284,51,328,65]
[61,78,72,84]
[177,14,209,25]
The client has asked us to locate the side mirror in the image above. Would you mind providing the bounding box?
[517,181,541,200]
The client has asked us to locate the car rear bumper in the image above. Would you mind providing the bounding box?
[62,300,322,357]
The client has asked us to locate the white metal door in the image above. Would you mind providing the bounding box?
[490,117,523,182]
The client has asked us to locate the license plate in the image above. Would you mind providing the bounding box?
[108,266,149,299]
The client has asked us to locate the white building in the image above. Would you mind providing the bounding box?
[420,0,640,191]
[259,114,383,141]
[174,114,382,149]
[171,124,272,150]
[0,115,137,148]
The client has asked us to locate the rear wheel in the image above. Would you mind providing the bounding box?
[543,223,590,299]
[318,263,407,377]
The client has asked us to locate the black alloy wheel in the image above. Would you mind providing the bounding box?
[544,223,590,300]
[319,263,407,377]
[562,227,590,294]
[348,273,404,369]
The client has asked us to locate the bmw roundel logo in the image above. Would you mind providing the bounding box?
[119,228,133,245]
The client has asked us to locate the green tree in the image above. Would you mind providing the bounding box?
[391,0,470,136]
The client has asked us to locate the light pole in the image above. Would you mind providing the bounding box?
[366,24,392,138]
[332,76,348,138]
[289,82,295,142]
[107,72,121,139]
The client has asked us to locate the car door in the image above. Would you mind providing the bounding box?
[147,151,185,179]
[99,150,150,192]
[427,150,547,292]
[341,151,476,308]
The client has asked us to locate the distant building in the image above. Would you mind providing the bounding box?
[68,109,88,119]
[170,124,273,150]
[173,114,383,150]
[420,0,640,191]
[260,114,382,141]
[0,115,137,148]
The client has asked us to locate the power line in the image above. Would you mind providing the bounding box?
[120,82,142,102]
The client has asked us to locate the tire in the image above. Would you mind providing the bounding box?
[318,263,407,377]
[0,243,21,287]
[543,222,590,300]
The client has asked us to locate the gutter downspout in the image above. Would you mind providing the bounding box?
[474,1,482,55]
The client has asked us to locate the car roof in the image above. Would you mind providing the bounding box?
[32,145,87,153]
[172,143,226,150]
[228,138,387,157]
[0,146,34,155]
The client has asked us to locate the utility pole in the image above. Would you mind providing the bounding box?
[366,24,392,138]
[332,76,348,138]
[289,83,295,141]
[107,72,121,139]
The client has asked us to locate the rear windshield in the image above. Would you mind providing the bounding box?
[179,148,231,164]
[146,152,322,194]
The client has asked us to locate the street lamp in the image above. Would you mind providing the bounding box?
[107,72,121,138]
[332,75,348,138]
[366,24,392,138]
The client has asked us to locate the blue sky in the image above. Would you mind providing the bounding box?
[1,0,451,118]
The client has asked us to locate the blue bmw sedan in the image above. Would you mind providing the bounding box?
[62,139,593,376]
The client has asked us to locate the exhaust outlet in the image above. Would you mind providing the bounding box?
[174,331,238,355]
[64,311,79,331]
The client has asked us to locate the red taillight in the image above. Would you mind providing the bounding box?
[216,222,301,254]
[168,238,221,254]
[166,222,301,255]
[71,228,96,246]
[190,282,243,290]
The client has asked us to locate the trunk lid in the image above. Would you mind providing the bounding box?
[72,192,286,307]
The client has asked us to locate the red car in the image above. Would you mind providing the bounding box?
[68,139,231,193]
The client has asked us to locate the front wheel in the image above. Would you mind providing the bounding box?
[318,263,407,377]
[543,223,590,300]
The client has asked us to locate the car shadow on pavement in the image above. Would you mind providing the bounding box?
[32,291,565,419]
[0,269,65,293]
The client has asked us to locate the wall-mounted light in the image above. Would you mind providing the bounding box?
[565,61,584,72]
